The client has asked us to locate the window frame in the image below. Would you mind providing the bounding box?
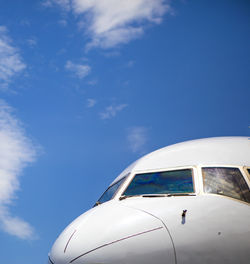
[119,166,197,198]
[243,167,250,183]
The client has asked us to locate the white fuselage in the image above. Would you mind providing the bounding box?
[49,137,250,264]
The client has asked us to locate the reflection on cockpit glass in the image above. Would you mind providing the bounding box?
[123,169,194,196]
[202,167,250,203]
[97,176,126,204]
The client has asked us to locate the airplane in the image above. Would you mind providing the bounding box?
[48,136,250,264]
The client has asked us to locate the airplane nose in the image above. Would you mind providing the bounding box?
[49,201,175,264]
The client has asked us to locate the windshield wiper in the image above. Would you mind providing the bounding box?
[119,194,164,200]
[140,194,191,197]
[141,194,168,198]
[166,193,196,197]
[119,195,143,200]
[119,193,196,200]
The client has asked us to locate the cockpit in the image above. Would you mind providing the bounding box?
[96,166,250,205]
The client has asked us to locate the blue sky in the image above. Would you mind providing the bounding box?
[0,0,250,263]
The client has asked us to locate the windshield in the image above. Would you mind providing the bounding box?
[123,169,194,196]
[202,167,250,203]
[97,176,126,204]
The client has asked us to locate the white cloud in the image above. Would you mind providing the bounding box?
[46,0,172,49]
[73,0,171,49]
[65,60,91,79]
[0,26,26,90]
[100,104,127,119]
[127,126,148,153]
[86,98,96,108]
[42,0,71,11]
[0,209,35,240]
[0,100,37,239]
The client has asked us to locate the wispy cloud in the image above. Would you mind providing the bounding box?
[99,104,127,120]
[127,126,148,153]
[65,60,91,79]
[27,37,37,47]
[45,0,172,49]
[0,100,37,239]
[126,60,135,68]
[74,0,171,49]
[42,0,71,11]
[87,79,98,86]
[0,26,26,90]
[20,19,31,27]
[58,19,68,26]
[86,98,96,108]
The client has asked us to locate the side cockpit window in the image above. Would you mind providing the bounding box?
[202,167,250,203]
[123,169,194,196]
[96,176,126,205]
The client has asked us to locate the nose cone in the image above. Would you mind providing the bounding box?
[49,200,175,264]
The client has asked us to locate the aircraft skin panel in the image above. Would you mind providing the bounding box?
[112,137,250,185]
[121,195,250,264]
[50,200,175,264]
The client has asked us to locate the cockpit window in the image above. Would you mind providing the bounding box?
[123,169,194,196]
[202,167,250,203]
[97,177,126,204]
